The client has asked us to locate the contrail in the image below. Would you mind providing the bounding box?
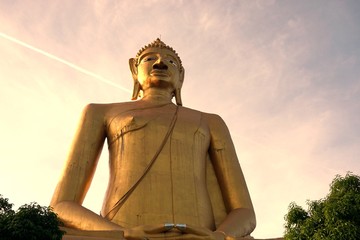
[0,32,131,93]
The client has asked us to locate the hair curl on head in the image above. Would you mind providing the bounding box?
[135,38,183,72]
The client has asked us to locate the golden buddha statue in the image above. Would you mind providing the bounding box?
[51,39,256,240]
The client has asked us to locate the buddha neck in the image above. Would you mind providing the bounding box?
[141,88,174,105]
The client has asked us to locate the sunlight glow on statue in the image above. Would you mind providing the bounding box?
[51,39,256,240]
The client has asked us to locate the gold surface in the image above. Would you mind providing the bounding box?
[60,226,125,239]
[51,39,256,240]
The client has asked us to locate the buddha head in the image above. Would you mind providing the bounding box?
[129,38,185,105]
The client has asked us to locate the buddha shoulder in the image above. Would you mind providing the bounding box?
[182,106,226,127]
[80,102,139,119]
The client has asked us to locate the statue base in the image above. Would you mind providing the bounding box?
[60,227,283,240]
[61,227,125,240]
[63,236,122,240]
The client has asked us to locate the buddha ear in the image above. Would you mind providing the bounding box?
[129,58,141,100]
[174,88,182,106]
[174,68,185,106]
[131,81,141,100]
[178,68,185,89]
[129,58,138,80]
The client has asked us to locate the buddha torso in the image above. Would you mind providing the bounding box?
[101,102,217,229]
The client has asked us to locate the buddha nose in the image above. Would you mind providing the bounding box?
[153,60,168,70]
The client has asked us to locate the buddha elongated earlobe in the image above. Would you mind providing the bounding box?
[174,88,182,106]
[132,81,141,100]
[129,58,141,100]
[174,68,184,106]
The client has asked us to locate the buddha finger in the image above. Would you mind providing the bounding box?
[175,223,187,232]
[175,224,212,236]
[164,223,175,231]
[142,224,173,234]
[166,234,214,240]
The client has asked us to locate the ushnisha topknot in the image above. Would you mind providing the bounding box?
[135,38,183,72]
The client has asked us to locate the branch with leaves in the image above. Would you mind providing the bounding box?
[284,173,360,240]
[0,195,64,240]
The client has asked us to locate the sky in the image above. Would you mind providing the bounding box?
[0,0,359,238]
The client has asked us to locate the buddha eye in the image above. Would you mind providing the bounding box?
[143,56,156,62]
[168,60,177,66]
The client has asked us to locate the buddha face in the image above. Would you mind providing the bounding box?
[136,48,182,91]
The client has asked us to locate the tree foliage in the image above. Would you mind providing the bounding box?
[0,195,64,240]
[284,173,360,240]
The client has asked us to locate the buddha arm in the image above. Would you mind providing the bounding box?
[206,114,256,237]
[50,104,122,231]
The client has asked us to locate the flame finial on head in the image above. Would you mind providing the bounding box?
[135,38,183,72]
